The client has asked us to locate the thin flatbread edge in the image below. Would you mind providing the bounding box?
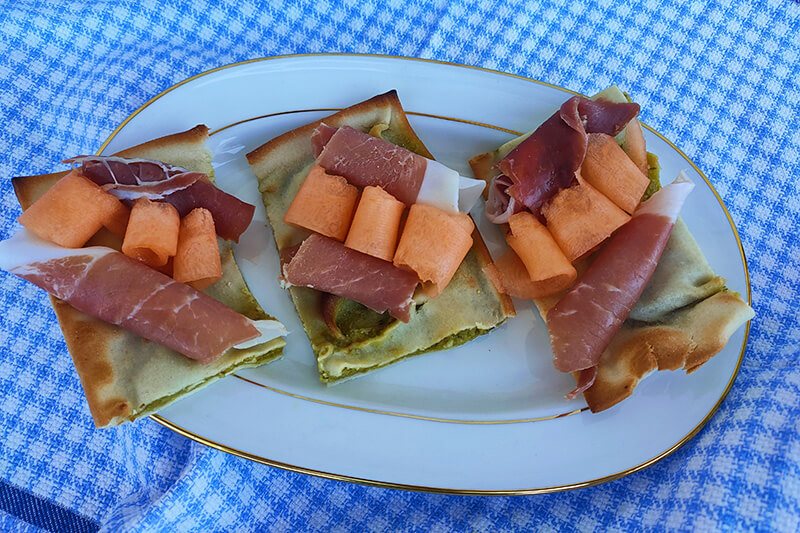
[247,90,515,383]
[10,125,286,427]
[468,143,754,413]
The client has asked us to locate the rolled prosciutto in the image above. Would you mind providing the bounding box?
[546,174,695,374]
[484,174,524,224]
[283,234,419,322]
[70,156,255,242]
[488,96,640,219]
[0,230,285,363]
[312,125,484,214]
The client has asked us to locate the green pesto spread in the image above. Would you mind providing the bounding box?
[644,152,662,200]
[320,326,487,382]
[331,298,395,345]
[131,345,283,419]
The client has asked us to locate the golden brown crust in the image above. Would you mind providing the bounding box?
[12,171,68,210]
[53,297,130,426]
[582,329,658,413]
[116,124,210,157]
[247,91,431,165]
[681,292,754,372]
[468,152,500,200]
[584,291,753,412]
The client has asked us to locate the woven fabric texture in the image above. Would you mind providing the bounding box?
[1,1,798,531]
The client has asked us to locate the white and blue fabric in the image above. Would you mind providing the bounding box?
[1,1,798,531]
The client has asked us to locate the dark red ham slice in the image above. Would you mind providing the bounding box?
[284,234,419,322]
[496,96,640,216]
[163,180,254,243]
[0,231,270,364]
[578,97,640,137]
[498,97,587,215]
[70,156,255,242]
[546,175,694,374]
[313,126,427,205]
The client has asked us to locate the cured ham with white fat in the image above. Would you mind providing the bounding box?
[312,125,484,214]
[0,230,286,364]
[71,156,255,242]
[546,174,695,375]
[283,234,419,322]
[487,96,640,220]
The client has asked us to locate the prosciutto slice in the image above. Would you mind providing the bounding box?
[312,125,485,214]
[484,174,523,224]
[0,230,286,364]
[579,97,641,137]
[546,174,695,374]
[284,234,419,322]
[313,125,427,205]
[494,96,640,217]
[70,156,255,242]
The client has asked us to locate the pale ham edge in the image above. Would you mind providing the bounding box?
[413,159,460,213]
[634,171,694,222]
[458,176,486,213]
[68,155,205,199]
[0,230,112,276]
[234,319,288,349]
[101,174,201,201]
[415,159,485,214]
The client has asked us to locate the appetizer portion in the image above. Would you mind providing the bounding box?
[471,87,754,412]
[4,126,287,427]
[248,91,514,383]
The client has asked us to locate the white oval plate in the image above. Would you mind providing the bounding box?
[100,55,750,494]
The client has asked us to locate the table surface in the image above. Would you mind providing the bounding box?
[1,1,798,531]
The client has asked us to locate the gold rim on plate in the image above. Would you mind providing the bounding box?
[98,53,752,495]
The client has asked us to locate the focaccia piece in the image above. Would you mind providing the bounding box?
[247,91,515,382]
[11,126,285,427]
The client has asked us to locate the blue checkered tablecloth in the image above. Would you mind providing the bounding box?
[1,1,798,531]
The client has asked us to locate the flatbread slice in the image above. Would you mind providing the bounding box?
[11,125,286,427]
[470,140,753,413]
[247,91,515,383]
